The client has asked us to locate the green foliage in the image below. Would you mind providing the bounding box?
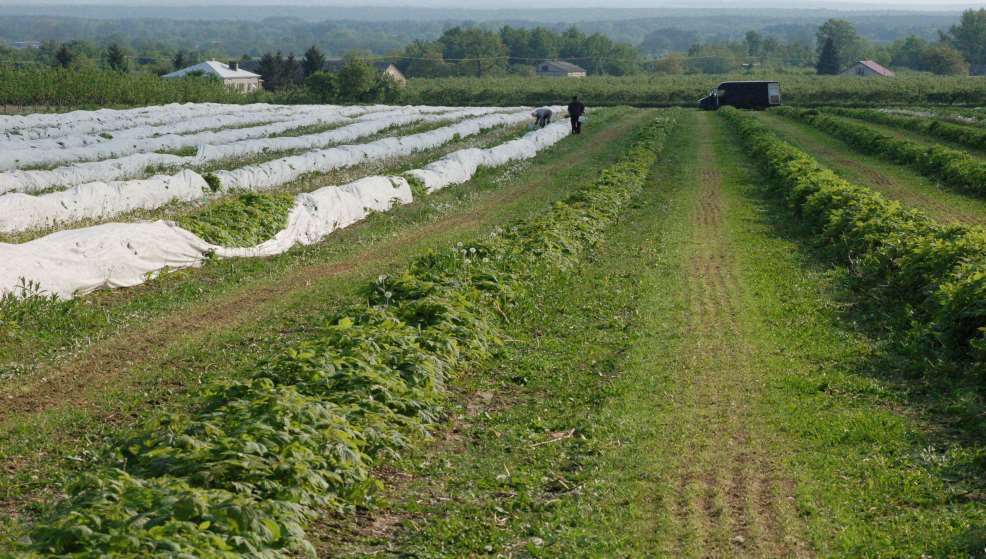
[722,106,986,372]
[816,37,841,75]
[0,67,262,107]
[20,115,676,558]
[781,107,986,196]
[202,173,221,193]
[177,192,296,247]
[816,19,864,70]
[943,8,986,65]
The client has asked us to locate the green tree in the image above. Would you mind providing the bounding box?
[745,30,763,57]
[172,50,189,71]
[438,27,508,77]
[54,44,74,68]
[944,8,986,64]
[891,36,929,70]
[303,71,338,102]
[302,45,325,77]
[816,36,841,75]
[105,43,128,72]
[924,44,970,75]
[337,55,378,101]
[816,19,862,69]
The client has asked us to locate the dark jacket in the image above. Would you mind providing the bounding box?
[567,101,585,118]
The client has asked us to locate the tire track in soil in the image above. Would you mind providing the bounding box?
[666,113,808,559]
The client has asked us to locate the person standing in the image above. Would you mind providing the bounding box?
[567,96,586,134]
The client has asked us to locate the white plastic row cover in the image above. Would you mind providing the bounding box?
[0,111,571,299]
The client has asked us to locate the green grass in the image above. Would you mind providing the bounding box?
[0,108,645,549]
[321,110,986,558]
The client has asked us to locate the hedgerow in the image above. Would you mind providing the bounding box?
[721,107,986,370]
[16,114,677,558]
[776,107,986,198]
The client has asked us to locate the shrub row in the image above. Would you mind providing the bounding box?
[721,106,986,371]
[776,107,986,198]
[825,107,986,152]
[16,114,677,558]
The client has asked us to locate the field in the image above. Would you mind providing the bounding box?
[0,99,984,558]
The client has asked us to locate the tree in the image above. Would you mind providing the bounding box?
[172,50,188,71]
[257,52,283,91]
[816,37,841,75]
[54,44,74,68]
[925,44,969,75]
[438,27,508,77]
[105,43,128,72]
[816,19,862,70]
[302,45,325,77]
[745,31,763,57]
[891,36,929,70]
[282,53,301,85]
[304,71,338,103]
[944,8,986,65]
[337,55,378,101]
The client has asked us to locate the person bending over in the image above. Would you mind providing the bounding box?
[532,107,553,128]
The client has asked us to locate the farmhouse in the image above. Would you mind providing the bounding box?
[841,60,895,77]
[536,60,587,78]
[323,60,407,84]
[163,60,263,92]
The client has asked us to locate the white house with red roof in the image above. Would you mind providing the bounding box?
[841,60,895,77]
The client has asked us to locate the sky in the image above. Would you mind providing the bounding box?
[2,0,985,10]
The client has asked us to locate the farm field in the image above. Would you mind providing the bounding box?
[0,102,984,558]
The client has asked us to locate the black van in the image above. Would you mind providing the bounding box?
[698,81,781,111]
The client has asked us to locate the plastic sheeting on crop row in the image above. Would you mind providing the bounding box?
[0,176,410,299]
[408,119,570,193]
[1,103,279,140]
[0,109,524,233]
[0,110,571,300]
[213,108,536,192]
[0,103,366,151]
[0,106,370,171]
[0,106,509,197]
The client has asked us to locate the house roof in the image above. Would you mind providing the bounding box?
[163,60,260,80]
[854,60,895,77]
[538,60,587,73]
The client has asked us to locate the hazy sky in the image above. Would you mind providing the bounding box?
[3,0,986,9]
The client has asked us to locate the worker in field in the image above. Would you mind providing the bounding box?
[567,96,586,134]
[532,107,552,129]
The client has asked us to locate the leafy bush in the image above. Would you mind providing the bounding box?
[722,106,986,371]
[20,114,678,557]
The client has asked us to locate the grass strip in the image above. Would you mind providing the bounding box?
[13,115,675,557]
[722,107,986,384]
[776,107,986,198]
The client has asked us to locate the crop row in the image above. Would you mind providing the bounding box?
[824,107,986,152]
[14,115,675,557]
[776,107,986,198]
[722,107,986,371]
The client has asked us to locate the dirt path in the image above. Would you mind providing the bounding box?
[756,113,986,227]
[662,112,808,558]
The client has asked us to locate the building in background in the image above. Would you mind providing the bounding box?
[163,60,262,92]
[536,60,587,78]
[841,60,895,77]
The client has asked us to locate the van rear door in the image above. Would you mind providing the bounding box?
[767,82,781,106]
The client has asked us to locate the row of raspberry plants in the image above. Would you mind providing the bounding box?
[824,107,986,152]
[775,107,986,198]
[13,115,677,558]
[722,106,986,372]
